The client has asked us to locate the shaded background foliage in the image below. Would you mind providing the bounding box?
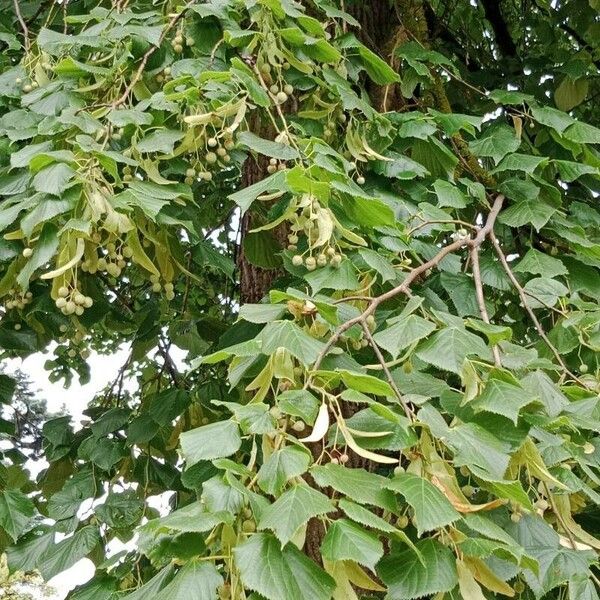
[0,0,599,598]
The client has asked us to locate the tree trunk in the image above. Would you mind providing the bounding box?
[236,0,431,565]
[237,156,282,304]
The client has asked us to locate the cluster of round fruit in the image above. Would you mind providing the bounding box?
[266,157,287,174]
[258,60,291,85]
[121,165,135,182]
[338,315,375,350]
[3,289,33,311]
[15,77,39,94]
[291,246,343,270]
[149,274,175,300]
[450,227,470,241]
[81,241,133,277]
[184,134,236,183]
[322,109,348,138]
[268,82,294,105]
[171,30,195,54]
[155,66,173,84]
[57,325,90,359]
[54,286,93,316]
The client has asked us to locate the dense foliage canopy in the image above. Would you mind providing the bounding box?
[0,0,600,598]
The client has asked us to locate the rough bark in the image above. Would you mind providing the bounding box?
[237,155,284,304]
[237,0,431,566]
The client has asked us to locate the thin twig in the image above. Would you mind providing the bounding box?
[361,322,413,419]
[308,194,505,380]
[13,0,30,52]
[489,231,581,383]
[407,219,477,236]
[470,245,502,366]
[111,2,193,108]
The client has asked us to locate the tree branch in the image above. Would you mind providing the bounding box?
[488,231,581,383]
[479,0,517,59]
[111,3,192,108]
[470,245,501,366]
[361,322,414,419]
[12,0,30,53]
[309,195,505,380]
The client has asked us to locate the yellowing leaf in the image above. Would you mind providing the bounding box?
[126,229,159,276]
[299,402,330,442]
[344,561,386,592]
[40,237,84,279]
[338,420,399,464]
[457,559,487,600]
[462,557,514,597]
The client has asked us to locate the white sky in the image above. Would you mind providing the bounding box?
[5,344,186,598]
[5,348,130,597]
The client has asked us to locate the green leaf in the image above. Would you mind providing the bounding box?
[472,372,537,424]
[432,179,468,208]
[449,421,512,481]
[311,464,397,512]
[334,369,393,396]
[6,532,54,573]
[521,371,567,417]
[477,478,533,510]
[136,129,185,154]
[180,420,241,466]
[154,562,223,600]
[321,519,384,570]
[499,198,556,231]
[530,105,574,133]
[523,277,569,308]
[242,231,282,269]
[514,248,567,278]
[0,489,35,542]
[239,304,287,324]
[358,248,396,282]
[257,446,312,496]
[378,539,458,600]
[564,120,600,144]
[277,389,320,424]
[229,170,288,212]
[493,153,548,174]
[238,131,300,160]
[303,260,360,294]
[17,222,59,289]
[32,162,75,196]
[373,315,436,359]
[123,566,175,599]
[39,526,100,579]
[469,125,520,164]
[569,575,600,600]
[416,326,490,374]
[554,77,588,111]
[259,320,327,365]
[258,484,334,546]
[465,318,512,346]
[384,473,460,536]
[553,160,598,182]
[235,533,336,600]
[338,498,397,534]
[10,141,53,168]
[356,43,400,84]
[108,108,153,127]
[342,408,417,451]
[142,502,230,535]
